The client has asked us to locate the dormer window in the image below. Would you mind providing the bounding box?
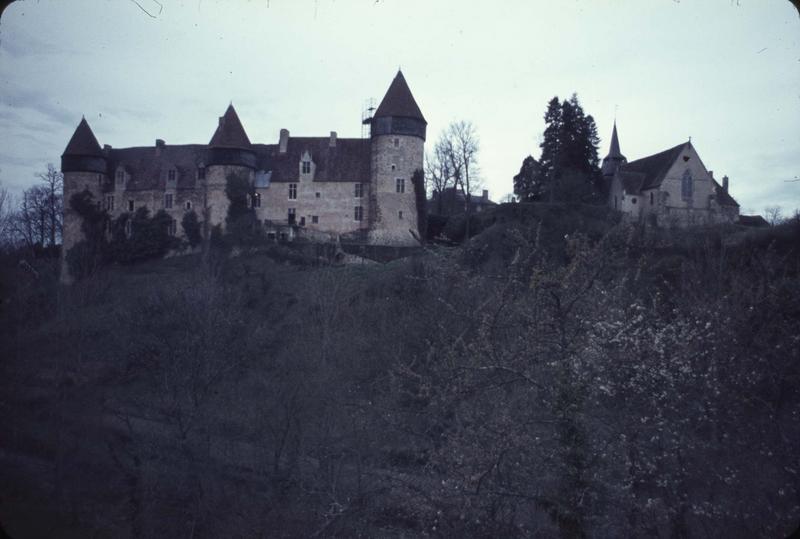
[302,161,311,174]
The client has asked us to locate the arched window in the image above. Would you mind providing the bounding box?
[681,169,693,200]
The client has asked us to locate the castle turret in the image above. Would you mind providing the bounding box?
[601,121,626,183]
[205,104,256,228]
[61,117,108,283]
[367,70,426,245]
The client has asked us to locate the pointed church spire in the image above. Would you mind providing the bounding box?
[608,121,622,159]
[374,70,426,123]
[63,117,103,156]
[601,121,626,178]
[209,103,251,148]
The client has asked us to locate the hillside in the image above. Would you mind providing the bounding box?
[1,206,799,538]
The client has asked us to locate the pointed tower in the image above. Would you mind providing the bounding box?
[61,117,108,283]
[367,70,427,245]
[205,104,256,229]
[601,121,626,181]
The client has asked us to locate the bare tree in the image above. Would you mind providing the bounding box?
[444,120,481,239]
[425,142,454,215]
[763,205,783,226]
[0,180,16,248]
[37,163,63,247]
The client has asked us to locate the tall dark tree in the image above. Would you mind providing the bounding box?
[515,95,601,202]
[513,155,541,201]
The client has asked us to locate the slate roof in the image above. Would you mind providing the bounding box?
[63,118,103,156]
[621,142,688,192]
[373,70,426,123]
[606,122,624,161]
[107,145,208,191]
[713,180,739,207]
[254,137,371,183]
[209,104,252,148]
[738,214,768,227]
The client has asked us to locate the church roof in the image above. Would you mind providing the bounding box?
[63,118,103,156]
[209,104,252,148]
[373,70,426,123]
[621,142,689,192]
[713,179,739,207]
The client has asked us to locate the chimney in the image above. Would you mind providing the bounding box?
[329,131,337,148]
[103,144,112,151]
[482,189,489,201]
[722,175,729,192]
[155,139,165,156]
[708,170,714,179]
[279,129,289,154]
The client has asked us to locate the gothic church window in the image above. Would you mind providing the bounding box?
[681,169,693,200]
[289,183,297,200]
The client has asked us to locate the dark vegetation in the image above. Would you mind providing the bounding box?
[1,201,799,538]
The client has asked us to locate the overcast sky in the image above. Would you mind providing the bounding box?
[1,0,798,215]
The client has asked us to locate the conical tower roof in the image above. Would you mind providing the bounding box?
[374,70,426,123]
[209,104,252,148]
[63,117,103,156]
[606,121,625,161]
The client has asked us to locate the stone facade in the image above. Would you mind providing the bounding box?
[603,125,740,226]
[60,71,426,280]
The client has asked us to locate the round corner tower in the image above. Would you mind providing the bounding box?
[60,117,108,283]
[367,70,426,246]
[205,104,256,229]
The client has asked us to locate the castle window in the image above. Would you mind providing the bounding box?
[289,183,297,200]
[253,193,261,208]
[681,169,693,200]
[168,169,176,181]
[316,192,321,198]
[396,178,405,194]
[312,215,319,224]
[354,206,363,221]
[301,161,311,174]
[393,138,400,148]
[105,195,115,211]
[391,164,396,171]
[398,210,403,220]
[631,197,637,204]
[164,193,174,209]
[168,219,177,237]
[116,170,125,184]
[288,208,296,224]
[185,201,192,211]
[128,199,135,212]
[198,167,206,180]
[650,192,654,205]
[614,196,617,209]
[354,183,363,198]
[299,216,306,226]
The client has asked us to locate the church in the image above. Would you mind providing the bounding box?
[602,123,740,225]
[61,70,426,278]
